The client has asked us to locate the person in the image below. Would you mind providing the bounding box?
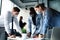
[19,16,26,29]
[35,3,51,38]
[4,7,22,40]
[27,7,41,38]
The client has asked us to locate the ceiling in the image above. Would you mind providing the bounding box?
[10,0,43,8]
[49,0,60,1]
[20,0,37,3]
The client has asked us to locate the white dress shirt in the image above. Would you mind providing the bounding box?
[4,11,22,34]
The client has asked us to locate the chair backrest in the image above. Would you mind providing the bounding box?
[0,27,5,40]
[51,27,60,40]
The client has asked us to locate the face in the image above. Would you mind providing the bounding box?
[35,8,40,14]
[39,6,42,12]
[35,6,42,13]
[13,12,19,15]
[12,10,19,16]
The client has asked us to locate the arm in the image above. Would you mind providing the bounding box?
[27,17,31,37]
[14,17,22,34]
[27,18,31,33]
[42,11,49,35]
[35,12,49,35]
[42,8,52,35]
[4,12,11,36]
[42,15,48,35]
[34,14,42,34]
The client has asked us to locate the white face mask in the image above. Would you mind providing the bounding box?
[36,11,40,14]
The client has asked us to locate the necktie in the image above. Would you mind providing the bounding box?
[11,16,14,35]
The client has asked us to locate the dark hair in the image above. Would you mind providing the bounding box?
[13,7,20,12]
[29,7,36,25]
[29,7,36,15]
[20,16,23,19]
[36,3,45,8]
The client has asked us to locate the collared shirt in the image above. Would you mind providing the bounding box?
[4,11,22,34]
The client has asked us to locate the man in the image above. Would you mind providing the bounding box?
[35,3,51,38]
[4,7,22,40]
[27,7,41,38]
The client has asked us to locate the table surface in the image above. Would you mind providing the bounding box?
[8,37,49,40]
[7,34,49,40]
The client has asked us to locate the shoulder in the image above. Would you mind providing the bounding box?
[5,11,11,15]
[36,14,41,17]
[28,15,32,19]
[6,11,11,14]
[4,11,11,17]
[46,8,52,12]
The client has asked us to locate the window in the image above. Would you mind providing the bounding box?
[0,0,2,15]
[1,0,14,16]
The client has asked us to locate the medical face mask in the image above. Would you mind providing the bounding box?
[36,11,40,14]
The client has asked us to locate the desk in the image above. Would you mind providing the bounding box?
[8,37,49,40]
[7,34,49,40]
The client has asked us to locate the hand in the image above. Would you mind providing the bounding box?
[8,33,11,37]
[19,34,22,37]
[27,32,31,38]
[33,34,39,38]
[33,34,44,38]
[39,34,44,38]
[10,35,16,38]
[8,33,16,38]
